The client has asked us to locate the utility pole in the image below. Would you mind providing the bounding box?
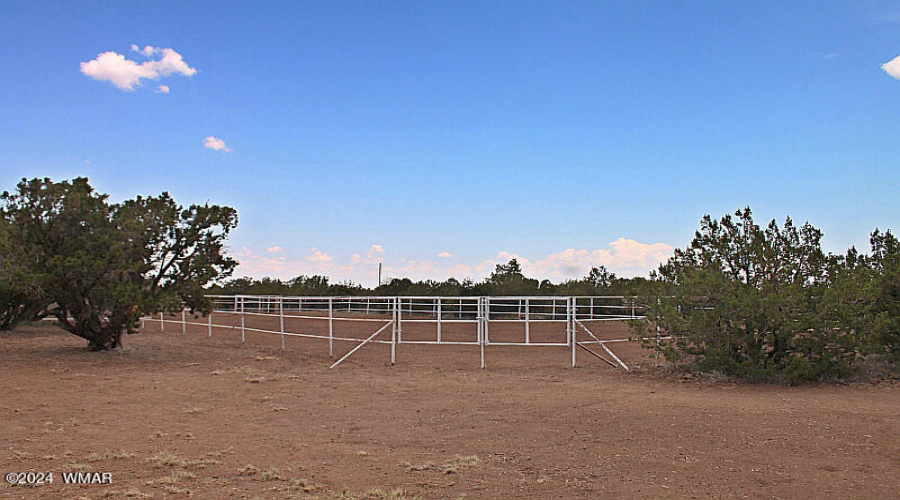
[377,262,382,287]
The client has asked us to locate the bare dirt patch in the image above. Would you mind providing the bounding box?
[2,321,898,499]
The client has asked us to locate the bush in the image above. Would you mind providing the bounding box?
[0,177,237,349]
[633,208,861,384]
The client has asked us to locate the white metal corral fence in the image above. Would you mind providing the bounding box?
[142,295,646,370]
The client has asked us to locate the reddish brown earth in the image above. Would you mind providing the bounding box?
[2,315,898,500]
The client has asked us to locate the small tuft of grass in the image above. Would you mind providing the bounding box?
[400,461,435,472]
[185,407,204,414]
[237,464,259,476]
[272,406,289,412]
[65,463,92,473]
[286,478,322,493]
[244,377,266,384]
[365,489,416,500]
[102,487,152,498]
[207,446,233,458]
[260,467,285,481]
[440,455,479,474]
[154,470,197,484]
[319,488,417,500]
[147,451,219,470]
[400,455,479,475]
[254,356,278,361]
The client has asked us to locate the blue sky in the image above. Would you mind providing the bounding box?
[2,1,898,286]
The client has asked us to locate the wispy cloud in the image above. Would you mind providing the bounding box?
[203,136,232,152]
[155,85,170,93]
[437,251,453,258]
[80,45,197,91]
[882,55,900,80]
[266,246,282,253]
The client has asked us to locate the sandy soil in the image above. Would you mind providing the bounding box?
[1,317,898,500]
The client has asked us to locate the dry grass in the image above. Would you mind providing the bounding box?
[318,488,417,500]
[65,462,93,472]
[147,451,220,470]
[101,487,153,498]
[236,464,286,481]
[86,450,137,461]
[237,464,260,476]
[261,467,285,481]
[400,455,479,474]
[146,469,196,495]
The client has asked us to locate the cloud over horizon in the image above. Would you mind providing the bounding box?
[233,239,674,286]
[80,45,197,91]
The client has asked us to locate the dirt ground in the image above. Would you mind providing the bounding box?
[2,317,899,500]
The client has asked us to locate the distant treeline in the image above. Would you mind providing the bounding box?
[209,259,645,297]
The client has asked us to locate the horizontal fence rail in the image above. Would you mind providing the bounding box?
[142,295,649,369]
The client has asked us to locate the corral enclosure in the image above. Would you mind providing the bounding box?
[146,295,646,370]
[2,298,898,500]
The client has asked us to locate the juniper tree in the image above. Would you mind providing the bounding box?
[635,208,859,383]
[0,177,237,349]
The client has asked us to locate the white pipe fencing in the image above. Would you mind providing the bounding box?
[144,295,646,369]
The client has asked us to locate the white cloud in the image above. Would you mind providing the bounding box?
[155,85,170,93]
[131,44,157,57]
[203,136,232,152]
[367,244,385,260]
[233,239,672,286]
[306,250,333,263]
[437,251,453,258]
[80,45,196,91]
[882,55,900,80]
[528,238,673,280]
[266,246,282,253]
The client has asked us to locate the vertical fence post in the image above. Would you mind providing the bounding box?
[208,312,212,338]
[479,297,485,369]
[181,309,186,334]
[279,297,285,349]
[391,297,397,366]
[397,297,403,343]
[328,297,334,358]
[240,297,246,343]
[437,298,442,343]
[160,312,165,331]
[525,298,530,344]
[487,296,491,347]
[570,297,576,368]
